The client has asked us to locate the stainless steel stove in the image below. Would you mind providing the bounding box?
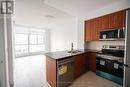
[96,45,124,85]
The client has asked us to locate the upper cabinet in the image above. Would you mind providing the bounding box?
[109,10,126,29]
[85,18,101,41]
[85,10,126,41]
[101,15,110,30]
[85,20,94,41]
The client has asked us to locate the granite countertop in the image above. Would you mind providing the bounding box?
[45,49,99,60]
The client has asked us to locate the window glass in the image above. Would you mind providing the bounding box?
[29,45,45,52]
[29,34,37,44]
[15,26,46,56]
[38,35,44,44]
[15,45,28,54]
[15,34,28,44]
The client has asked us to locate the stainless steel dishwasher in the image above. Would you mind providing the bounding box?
[57,57,74,87]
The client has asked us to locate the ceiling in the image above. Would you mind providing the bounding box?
[44,0,123,17]
[15,0,129,28]
[15,0,76,28]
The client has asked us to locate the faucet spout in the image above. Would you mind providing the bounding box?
[71,42,74,51]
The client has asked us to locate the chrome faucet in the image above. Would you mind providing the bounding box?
[71,42,74,52]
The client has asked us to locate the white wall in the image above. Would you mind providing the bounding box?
[77,0,130,49]
[50,17,78,51]
[77,19,84,49]
[15,0,78,52]
[15,0,130,52]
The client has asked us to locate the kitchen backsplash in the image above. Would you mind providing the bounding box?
[85,41,125,50]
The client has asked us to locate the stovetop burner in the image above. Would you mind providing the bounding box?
[97,49,124,57]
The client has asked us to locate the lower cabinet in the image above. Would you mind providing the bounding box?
[46,57,57,87]
[74,52,96,79]
[74,53,89,79]
[46,52,97,87]
[87,52,96,72]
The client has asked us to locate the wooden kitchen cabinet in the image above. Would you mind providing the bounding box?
[101,10,126,30]
[93,18,101,40]
[109,10,126,29]
[85,20,92,41]
[101,15,110,30]
[74,52,96,79]
[46,57,57,87]
[87,52,96,72]
[85,19,99,41]
[74,54,89,79]
[46,51,96,86]
[85,10,126,41]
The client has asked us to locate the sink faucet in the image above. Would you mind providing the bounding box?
[71,43,74,52]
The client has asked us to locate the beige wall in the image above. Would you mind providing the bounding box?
[85,41,125,50]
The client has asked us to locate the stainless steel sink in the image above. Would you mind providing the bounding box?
[67,50,82,54]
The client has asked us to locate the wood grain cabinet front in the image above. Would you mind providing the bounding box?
[88,52,96,72]
[85,10,126,41]
[85,19,99,41]
[85,20,92,41]
[74,54,87,79]
[46,57,57,87]
[101,15,110,30]
[109,10,126,29]
[46,52,97,87]
[74,53,96,79]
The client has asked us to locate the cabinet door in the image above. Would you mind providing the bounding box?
[91,19,95,41]
[85,18,102,41]
[74,54,86,79]
[101,15,110,30]
[85,10,126,41]
[93,18,101,40]
[88,52,96,72]
[85,19,96,41]
[85,53,90,71]
[109,10,126,29]
[46,57,57,87]
[85,20,92,41]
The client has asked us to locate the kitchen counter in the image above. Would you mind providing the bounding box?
[46,49,98,87]
[45,49,99,60]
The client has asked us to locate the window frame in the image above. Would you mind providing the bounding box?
[15,25,47,58]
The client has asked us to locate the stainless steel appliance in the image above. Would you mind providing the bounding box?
[96,45,124,85]
[57,57,74,87]
[99,28,125,40]
[123,9,130,87]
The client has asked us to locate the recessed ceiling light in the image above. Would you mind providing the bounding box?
[45,15,55,18]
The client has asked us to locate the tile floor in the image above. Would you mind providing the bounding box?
[14,55,122,87]
[69,72,122,87]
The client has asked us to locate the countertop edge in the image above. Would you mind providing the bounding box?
[45,49,99,60]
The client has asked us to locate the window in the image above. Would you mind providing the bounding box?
[15,34,28,44]
[15,34,29,54]
[29,34,45,52]
[29,34,37,44]
[15,26,46,56]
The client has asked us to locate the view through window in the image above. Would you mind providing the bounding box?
[15,26,46,57]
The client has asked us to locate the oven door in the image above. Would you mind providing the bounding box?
[96,57,109,73]
[96,56,123,85]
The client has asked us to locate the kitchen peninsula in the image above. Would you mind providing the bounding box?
[45,49,98,87]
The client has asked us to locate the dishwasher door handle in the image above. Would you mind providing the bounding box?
[58,60,74,66]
